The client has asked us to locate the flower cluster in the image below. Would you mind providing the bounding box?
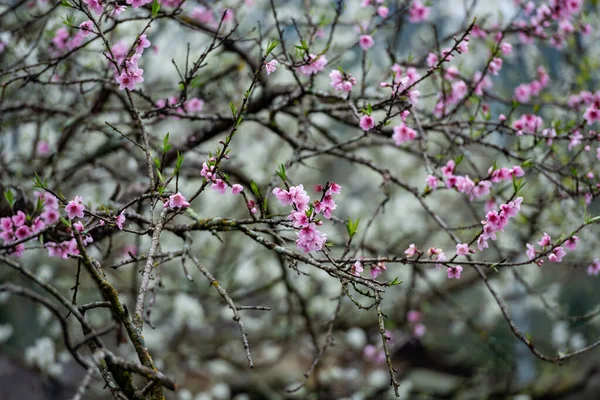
[370,260,386,279]
[408,0,430,23]
[380,64,421,100]
[51,27,85,54]
[526,233,578,266]
[329,70,356,92]
[201,157,244,196]
[477,197,523,251]
[436,160,523,201]
[512,113,545,135]
[568,90,600,110]
[273,182,341,253]
[115,34,151,91]
[511,0,587,48]
[297,54,328,76]
[513,67,550,103]
[83,0,105,14]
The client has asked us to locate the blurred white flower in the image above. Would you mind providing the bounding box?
[0,324,14,343]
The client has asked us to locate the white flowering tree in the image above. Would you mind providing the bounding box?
[1,0,600,399]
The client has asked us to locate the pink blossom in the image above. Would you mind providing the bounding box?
[359,35,375,50]
[32,217,45,233]
[44,193,59,209]
[65,198,85,220]
[135,34,151,55]
[584,106,600,125]
[548,246,566,263]
[407,310,421,323]
[569,130,584,150]
[588,259,600,276]
[457,38,469,54]
[117,72,136,91]
[212,179,228,194]
[472,25,487,38]
[191,6,215,24]
[297,54,328,76]
[537,232,552,247]
[445,66,459,80]
[232,184,244,194]
[405,244,417,257]
[329,70,356,92]
[15,225,31,240]
[526,243,536,260]
[52,28,70,51]
[111,4,127,16]
[455,243,471,256]
[488,58,503,76]
[514,84,531,103]
[509,166,525,178]
[201,161,216,182]
[115,213,126,230]
[363,345,386,364]
[426,175,438,190]
[370,262,386,278]
[296,223,327,253]
[126,0,152,9]
[476,235,488,251]
[289,211,310,228]
[265,60,278,75]
[168,192,190,209]
[413,323,426,337]
[184,98,204,113]
[565,236,579,251]
[409,0,430,23]
[441,160,455,177]
[426,52,438,67]
[500,42,513,54]
[1,217,13,232]
[36,140,51,155]
[83,0,104,14]
[447,265,463,279]
[351,260,364,276]
[273,187,294,206]
[360,115,375,131]
[73,221,85,232]
[8,244,25,257]
[581,23,592,36]
[392,122,417,145]
[79,21,94,37]
[42,209,60,225]
[289,185,310,211]
[247,200,258,214]
[471,180,491,200]
[377,6,389,18]
[327,182,342,195]
[0,230,14,243]
[441,47,454,61]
